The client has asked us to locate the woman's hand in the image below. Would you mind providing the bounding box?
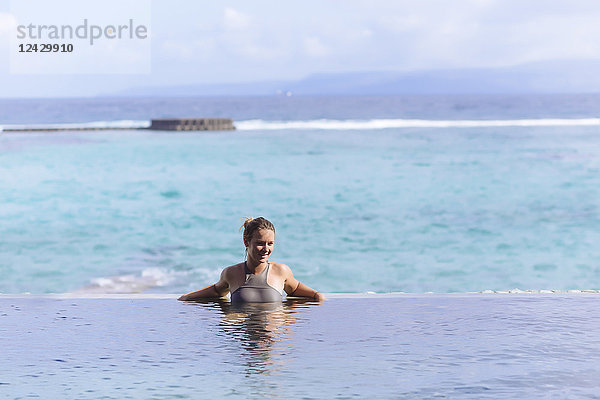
[314,292,327,302]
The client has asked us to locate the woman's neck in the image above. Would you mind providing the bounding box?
[245,259,268,273]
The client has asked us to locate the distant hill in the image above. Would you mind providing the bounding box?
[111,59,600,97]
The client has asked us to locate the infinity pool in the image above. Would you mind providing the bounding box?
[2,294,600,399]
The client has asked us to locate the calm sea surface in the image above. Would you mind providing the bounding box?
[1,95,600,294]
[2,295,600,399]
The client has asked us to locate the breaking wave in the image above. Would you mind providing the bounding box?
[75,268,174,294]
[236,118,600,130]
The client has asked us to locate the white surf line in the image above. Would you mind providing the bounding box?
[236,118,600,130]
[2,118,599,132]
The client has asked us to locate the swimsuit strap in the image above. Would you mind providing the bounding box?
[243,261,270,282]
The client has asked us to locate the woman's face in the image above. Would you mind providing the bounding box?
[246,229,275,264]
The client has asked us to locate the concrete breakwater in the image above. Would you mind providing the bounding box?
[149,118,235,131]
[1,118,236,132]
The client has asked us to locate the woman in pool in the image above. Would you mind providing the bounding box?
[178,217,326,302]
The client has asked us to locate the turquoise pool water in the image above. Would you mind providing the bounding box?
[2,294,600,399]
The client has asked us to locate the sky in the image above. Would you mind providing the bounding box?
[1,0,600,97]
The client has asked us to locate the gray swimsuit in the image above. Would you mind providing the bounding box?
[230,262,283,303]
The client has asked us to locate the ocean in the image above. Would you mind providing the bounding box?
[1,94,600,295]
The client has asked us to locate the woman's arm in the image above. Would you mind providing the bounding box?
[178,284,225,301]
[178,269,229,301]
[288,281,326,301]
[282,265,326,301]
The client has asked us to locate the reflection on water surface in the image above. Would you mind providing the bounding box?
[189,299,318,377]
[2,295,600,399]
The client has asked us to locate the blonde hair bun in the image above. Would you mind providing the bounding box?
[240,217,275,244]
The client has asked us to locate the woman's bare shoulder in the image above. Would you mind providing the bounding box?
[222,263,244,276]
[270,262,293,275]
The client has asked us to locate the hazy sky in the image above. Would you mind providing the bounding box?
[1,0,600,97]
